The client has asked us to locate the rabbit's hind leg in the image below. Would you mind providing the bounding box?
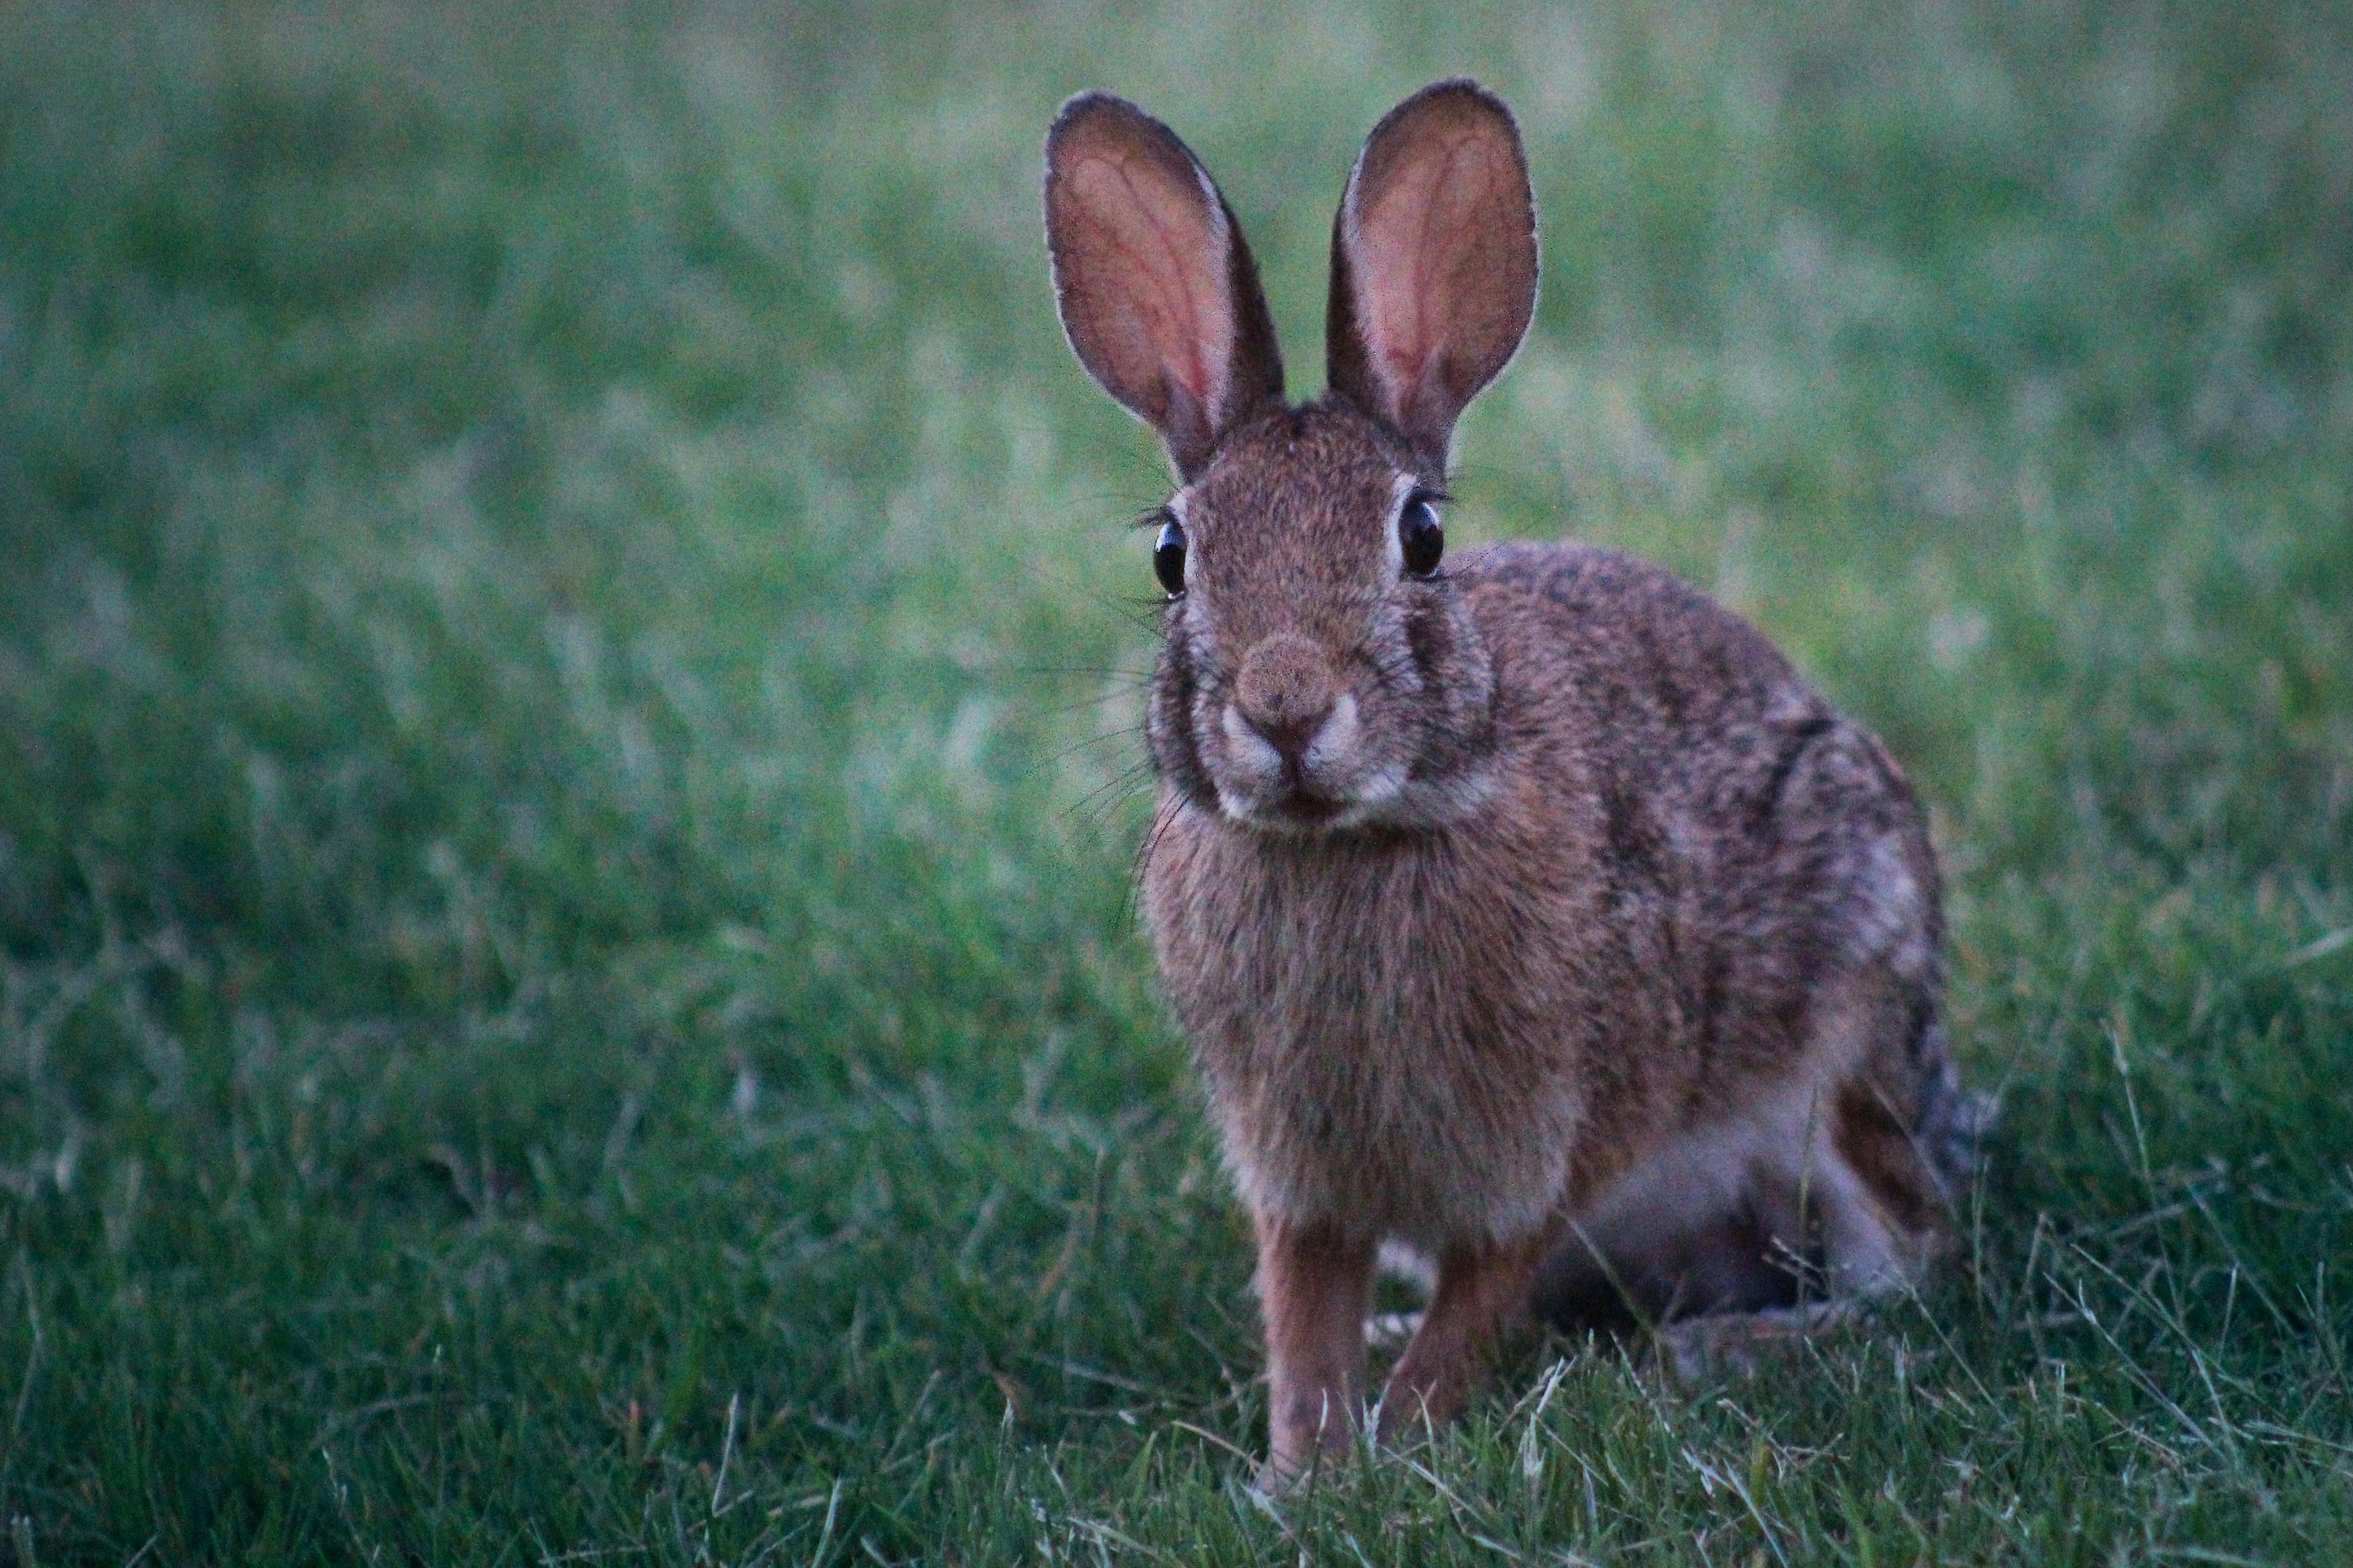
[1532,1103,1817,1335]
[1531,1065,1931,1335]
[1642,1127,1916,1382]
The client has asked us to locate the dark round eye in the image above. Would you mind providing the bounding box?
[1152,516,1188,597]
[1399,496,1444,577]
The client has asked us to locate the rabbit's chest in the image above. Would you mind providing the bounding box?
[1144,814,1623,1244]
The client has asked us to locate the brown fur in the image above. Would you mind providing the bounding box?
[1044,81,1979,1484]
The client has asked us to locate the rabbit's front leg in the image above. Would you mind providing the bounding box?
[1254,1214,1376,1483]
[1373,1229,1556,1444]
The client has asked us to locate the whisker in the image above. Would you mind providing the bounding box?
[1010,690,1148,724]
[1073,783,1155,844]
[1099,600,1171,637]
[1126,793,1186,929]
[1024,722,1149,779]
[1000,664,1156,684]
[1061,756,1158,829]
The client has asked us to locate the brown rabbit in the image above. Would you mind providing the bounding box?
[1043,80,1982,1482]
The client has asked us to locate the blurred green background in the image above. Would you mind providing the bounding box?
[2,2,2349,1562]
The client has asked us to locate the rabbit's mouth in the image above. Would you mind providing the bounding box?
[1202,692,1421,834]
[1218,772,1417,835]
[1219,783,1351,833]
[1265,786,1347,828]
[1209,757,1349,832]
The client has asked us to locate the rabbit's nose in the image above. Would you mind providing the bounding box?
[1234,633,1338,762]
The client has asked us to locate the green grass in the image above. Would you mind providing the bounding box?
[3,1,2351,1562]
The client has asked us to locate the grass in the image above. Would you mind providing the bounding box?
[2,0,2350,1561]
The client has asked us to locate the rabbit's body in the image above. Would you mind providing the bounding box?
[1150,517,1960,1305]
[1042,81,1977,1481]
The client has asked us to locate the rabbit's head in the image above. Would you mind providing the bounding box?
[1045,82,1538,832]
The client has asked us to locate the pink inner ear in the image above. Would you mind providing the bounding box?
[1352,127,1517,425]
[1067,152,1233,418]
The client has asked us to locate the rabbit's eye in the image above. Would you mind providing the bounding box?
[1153,516,1188,597]
[1399,496,1444,577]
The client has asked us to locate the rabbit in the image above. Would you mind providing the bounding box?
[1042,79,1983,1483]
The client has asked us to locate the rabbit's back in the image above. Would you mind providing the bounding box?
[1465,537,1944,1062]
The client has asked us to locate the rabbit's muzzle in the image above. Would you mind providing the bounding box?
[1215,633,1380,826]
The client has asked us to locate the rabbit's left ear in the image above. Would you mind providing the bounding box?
[1045,92,1286,478]
[1327,80,1536,468]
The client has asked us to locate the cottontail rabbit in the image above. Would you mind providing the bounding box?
[1043,80,1981,1482]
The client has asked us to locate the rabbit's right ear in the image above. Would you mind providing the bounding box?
[1327,81,1537,468]
[1045,93,1285,479]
